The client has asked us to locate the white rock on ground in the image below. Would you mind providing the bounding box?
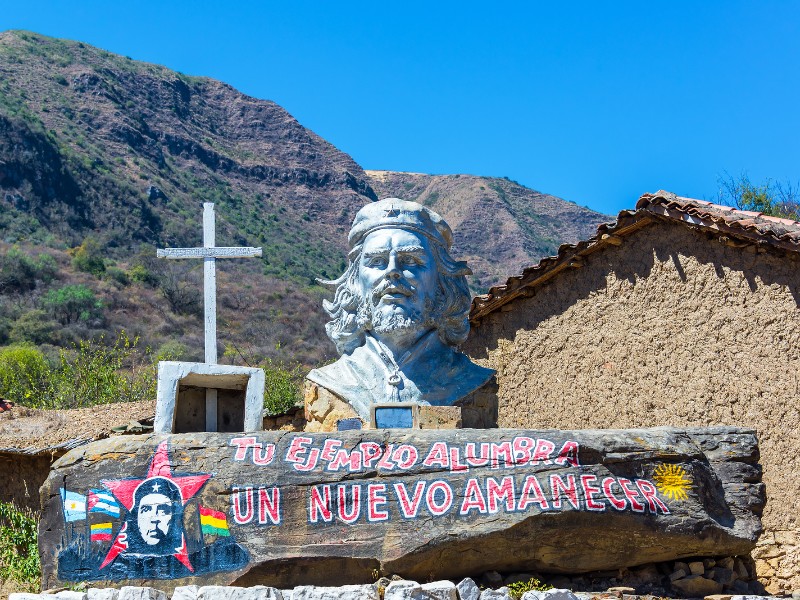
[54,592,87,600]
[420,581,457,600]
[88,589,120,600]
[479,587,510,599]
[522,590,580,600]
[198,586,283,600]
[119,588,168,600]
[9,594,47,600]
[383,581,419,600]
[291,585,377,600]
[385,580,458,600]
[171,587,199,600]
[456,578,480,600]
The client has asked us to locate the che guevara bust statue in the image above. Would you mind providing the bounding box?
[306,198,495,425]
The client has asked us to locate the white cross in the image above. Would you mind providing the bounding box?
[157,203,262,431]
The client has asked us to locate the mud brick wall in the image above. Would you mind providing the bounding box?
[0,451,53,511]
[464,221,800,595]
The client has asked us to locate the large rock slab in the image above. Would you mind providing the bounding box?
[40,427,763,590]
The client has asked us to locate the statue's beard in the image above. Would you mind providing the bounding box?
[355,283,437,338]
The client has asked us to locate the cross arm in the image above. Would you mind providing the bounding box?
[157,247,263,259]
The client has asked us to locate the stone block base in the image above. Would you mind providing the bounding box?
[303,381,470,431]
[752,529,800,594]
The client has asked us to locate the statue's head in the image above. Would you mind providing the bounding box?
[321,198,472,355]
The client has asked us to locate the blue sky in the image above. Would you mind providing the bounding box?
[2,1,798,216]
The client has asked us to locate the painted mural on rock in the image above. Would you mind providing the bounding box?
[57,441,248,581]
[41,428,762,587]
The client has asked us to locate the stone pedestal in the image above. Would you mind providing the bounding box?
[303,381,476,431]
[155,361,265,433]
[303,381,362,432]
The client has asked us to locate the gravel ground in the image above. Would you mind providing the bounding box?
[0,400,155,452]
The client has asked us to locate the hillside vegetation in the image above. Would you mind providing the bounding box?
[0,30,611,392]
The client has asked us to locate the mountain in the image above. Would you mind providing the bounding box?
[0,31,612,366]
[0,30,376,282]
[366,171,608,292]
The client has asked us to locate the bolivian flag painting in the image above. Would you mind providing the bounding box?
[199,506,230,537]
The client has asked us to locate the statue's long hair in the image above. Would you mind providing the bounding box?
[320,240,473,355]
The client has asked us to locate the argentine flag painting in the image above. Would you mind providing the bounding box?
[88,489,121,517]
[60,489,87,522]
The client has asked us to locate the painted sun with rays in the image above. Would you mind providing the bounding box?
[653,463,691,501]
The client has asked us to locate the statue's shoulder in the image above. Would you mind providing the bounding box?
[306,350,365,389]
[305,346,379,403]
[307,359,348,385]
[430,342,494,387]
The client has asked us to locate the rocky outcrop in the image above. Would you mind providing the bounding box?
[39,427,762,590]
[40,427,764,587]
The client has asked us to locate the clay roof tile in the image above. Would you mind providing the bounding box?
[471,191,800,321]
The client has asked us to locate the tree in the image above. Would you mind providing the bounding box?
[717,173,800,220]
[41,284,103,325]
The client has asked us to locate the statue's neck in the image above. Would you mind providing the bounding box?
[371,327,433,362]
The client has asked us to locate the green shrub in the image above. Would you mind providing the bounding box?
[261,357,303,416]
[129,264,159,287]
[0,318,10,345]
[0,332,158,410]
[70,237,105,276]
[105,266,130,286]
[0,344,51,406]
[0,247,37,294]
[41,284,103,325]
[49,332,158,409]
[507,578,552,599]
[0,501,40,588]
[156,340,187,361]
[33,252,57,283]
[9,310,60,345]
[718,173,800,220]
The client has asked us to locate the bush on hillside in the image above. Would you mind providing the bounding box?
[105,266,130,286]
[70,237,106,277]
[0,247,37,294]
[0,246,55,295]
[41,284,103,325]
[8,310,60,346]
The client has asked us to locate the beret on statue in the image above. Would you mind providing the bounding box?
[348,198,454,250]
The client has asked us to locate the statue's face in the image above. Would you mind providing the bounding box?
[358,228,438,328]
[137,492,173,545]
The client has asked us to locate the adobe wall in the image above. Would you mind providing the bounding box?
[0,451,53,511]
[464,221,800,595]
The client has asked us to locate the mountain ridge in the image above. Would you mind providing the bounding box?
[0,30,612,365]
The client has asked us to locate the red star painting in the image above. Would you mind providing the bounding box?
[98,440,211,571]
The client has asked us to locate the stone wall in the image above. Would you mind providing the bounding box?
[0,451,52,511]
[463,221,800,595]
